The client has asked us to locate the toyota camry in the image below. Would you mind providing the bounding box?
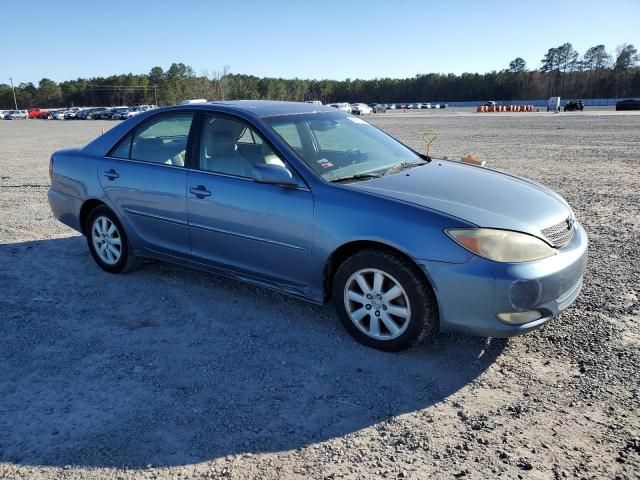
[48,101,588,351]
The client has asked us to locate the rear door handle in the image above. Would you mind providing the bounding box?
[103,169,119,180]
[189,185,212,198]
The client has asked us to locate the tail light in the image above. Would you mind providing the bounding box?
[49,155,54,181]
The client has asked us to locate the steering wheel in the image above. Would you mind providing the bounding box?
[343,148,363,164]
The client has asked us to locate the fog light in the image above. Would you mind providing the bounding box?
[496,310,542,325]
[509,279,542,310]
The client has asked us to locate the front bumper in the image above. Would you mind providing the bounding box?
[421,223,588,337]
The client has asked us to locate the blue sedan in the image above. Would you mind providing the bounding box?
[48,101,587,351]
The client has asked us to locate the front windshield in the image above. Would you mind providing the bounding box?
[265,111,423,181]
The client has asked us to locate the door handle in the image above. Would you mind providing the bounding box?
[103,169,119,180]
[189,185,212,198]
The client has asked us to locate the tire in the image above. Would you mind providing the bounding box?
[332,249,437,351]
[86,205,141,274]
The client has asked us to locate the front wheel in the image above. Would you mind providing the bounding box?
[86,205,140,274]
[332,249,437,351]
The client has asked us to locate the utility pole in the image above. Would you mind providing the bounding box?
[153,85,158,106]
[9,77,18,109]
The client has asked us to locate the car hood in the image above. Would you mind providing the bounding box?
[350,159,572,238]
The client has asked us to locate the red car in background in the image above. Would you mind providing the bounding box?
[28,108,45,119]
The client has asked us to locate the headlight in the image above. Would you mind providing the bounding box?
[446,228,556,263]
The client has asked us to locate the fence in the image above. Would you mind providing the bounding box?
[425,98,624,107]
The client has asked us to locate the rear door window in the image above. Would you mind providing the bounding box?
[127,113,194,166]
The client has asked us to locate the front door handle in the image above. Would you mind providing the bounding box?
[103,169,119,180]
[189,185,212,198]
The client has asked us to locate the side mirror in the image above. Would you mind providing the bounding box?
[253,163,298,186]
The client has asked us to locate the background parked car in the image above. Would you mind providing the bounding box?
[564,100,584,112]
[615,99,640,111]
[351,103,373,115]
[4,110,29,119]
[115,108,136,120]
[75,108,102,120]
[102,107,128,120]
[88,107,110,120]
[39,109,62,120]
[64,107,84,120]
[87,107,109,119]
[109,107,131,120]
[28,108,46,119]
[53,110,68,120]
[328,102,352,113]
[96,108,113,120]
[368,103,387,113]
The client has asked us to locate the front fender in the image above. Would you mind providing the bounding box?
[314,183,473,265]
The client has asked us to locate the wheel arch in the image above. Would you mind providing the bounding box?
[322,240,438,306]
[79,198,108,235]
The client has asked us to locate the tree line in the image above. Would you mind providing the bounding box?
[1,42,638,109]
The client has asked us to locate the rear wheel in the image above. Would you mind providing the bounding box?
[86,206,140,274]
[332,249,437,351]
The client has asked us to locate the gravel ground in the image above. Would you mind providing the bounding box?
[0,109,639,479]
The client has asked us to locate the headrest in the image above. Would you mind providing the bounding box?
[206,130,236,157]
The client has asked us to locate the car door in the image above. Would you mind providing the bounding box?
[187,113,314,294]
[99,112,194,258]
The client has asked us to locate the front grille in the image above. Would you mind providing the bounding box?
[542,217,574,248]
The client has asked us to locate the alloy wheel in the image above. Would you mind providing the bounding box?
[91,216,122,265]
[343,268,411,340]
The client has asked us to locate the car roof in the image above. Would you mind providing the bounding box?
[159,100,338,118]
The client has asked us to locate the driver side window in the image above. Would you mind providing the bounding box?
[130,113,193,166]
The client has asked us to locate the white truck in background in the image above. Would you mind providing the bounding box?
[548,97,561,112]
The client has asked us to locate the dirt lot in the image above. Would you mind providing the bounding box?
[1,109,639,480]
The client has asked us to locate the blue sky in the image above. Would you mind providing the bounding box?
[1,0,638,84]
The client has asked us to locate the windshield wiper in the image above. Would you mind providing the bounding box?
[330,173,382,183]
[383,161,426,176]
